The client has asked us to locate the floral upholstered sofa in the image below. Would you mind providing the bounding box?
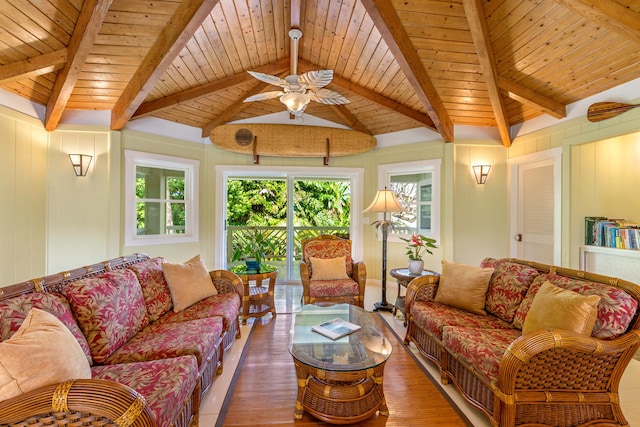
[404,257,640,427]
[0,253,242,427]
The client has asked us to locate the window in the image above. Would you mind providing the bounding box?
[125,150,199,246]
[377,160,441,243]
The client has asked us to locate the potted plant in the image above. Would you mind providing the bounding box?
[231,228,276,272]
[400,234,437,274]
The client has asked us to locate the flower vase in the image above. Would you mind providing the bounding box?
[408,259,424,275]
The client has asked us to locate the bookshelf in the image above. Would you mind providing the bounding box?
[580,245,640,283]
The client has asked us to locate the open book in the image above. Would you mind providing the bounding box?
[311,318,361,340]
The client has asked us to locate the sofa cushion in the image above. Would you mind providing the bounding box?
[410,301,513,341]
[303,239,353,277]
[513,274,638,339]
[482,259,539,323]
[163,254,218,312]
[434,260,494,315]
[91,356,198,427]
[128,257,173,322]
[62,269,149,364]
[0,292,92,364]
[103,317,223,369]
[309,256,349,280]
[0,309,91,400]
[443,326,521,384]
[309,278,360,298]
[157,292,240,332]
[523,281,601,335]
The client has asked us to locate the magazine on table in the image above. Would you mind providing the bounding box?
[311,317,361,340]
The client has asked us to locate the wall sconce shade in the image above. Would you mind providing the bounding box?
[69,154,92,177]
[472,165,491,184]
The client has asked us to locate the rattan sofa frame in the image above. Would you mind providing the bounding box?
[404,259,640,427]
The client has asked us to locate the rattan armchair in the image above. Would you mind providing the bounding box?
[300,235,366,307]
[0,379,157,427]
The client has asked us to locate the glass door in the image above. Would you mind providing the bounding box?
[223,174,354,281]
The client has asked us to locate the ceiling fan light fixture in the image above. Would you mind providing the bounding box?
[280,92,310,114]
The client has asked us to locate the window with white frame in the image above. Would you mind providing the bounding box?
[125,150,199,246]
[378,159,441,243]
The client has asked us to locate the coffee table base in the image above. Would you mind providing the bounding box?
[292,359,388,424]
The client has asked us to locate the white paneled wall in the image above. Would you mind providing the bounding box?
[46,129,117,273]
[0,108,48,284]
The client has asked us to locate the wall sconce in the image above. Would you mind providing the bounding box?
[472,165,491,184]
[69,154,92,177]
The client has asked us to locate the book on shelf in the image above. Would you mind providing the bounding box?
[585,217,640,250]
[311,317,361,340]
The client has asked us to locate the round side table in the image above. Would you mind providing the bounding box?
[237,269,278,324]
[390,268,439,326]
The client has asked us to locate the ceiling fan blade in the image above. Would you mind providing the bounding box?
[308,88,350,105]
[298,70,334,89]
[247,71,289,88]
[243,91,285,102]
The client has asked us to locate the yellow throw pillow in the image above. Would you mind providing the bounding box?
[163,254,218,312]
[522,281,601,335]
[434,260,494,315]
[310,256,350,280]
[0,308,91,400]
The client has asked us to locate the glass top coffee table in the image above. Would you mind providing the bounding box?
[288,303,392,424]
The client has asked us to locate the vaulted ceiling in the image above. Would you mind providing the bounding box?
[0,0,639,147]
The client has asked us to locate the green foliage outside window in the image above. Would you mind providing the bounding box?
[226,179,351,226]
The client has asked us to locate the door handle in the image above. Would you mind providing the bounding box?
[515,234,522,242]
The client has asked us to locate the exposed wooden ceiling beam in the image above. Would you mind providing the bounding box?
[360,0,454,142]
[498,77,567,119]
[330,105,372,135]
[0,49,67,84]
[110,0,220,130]
[132,59,290,119]
[552,0,640,45]
[45,0,112,131]
[201,81,271,138]
[462,0,512,147]
[297,59,438,132]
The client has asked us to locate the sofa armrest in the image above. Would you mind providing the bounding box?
[352,261,367,295]
[209,269,244,300]
[497,329,640,402]
[405,274,439,308]
[0,379,156,426]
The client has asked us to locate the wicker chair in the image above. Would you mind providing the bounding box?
[0,379,157,427]
[300,235,366,307]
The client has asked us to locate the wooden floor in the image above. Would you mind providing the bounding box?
[217,313,471,426]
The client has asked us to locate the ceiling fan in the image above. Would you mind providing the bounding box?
[243,28,349,117]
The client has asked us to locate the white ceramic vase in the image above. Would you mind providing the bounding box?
[408,259,424,275]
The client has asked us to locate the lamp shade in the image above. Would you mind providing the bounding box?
[69,154,92,177]
[363,188,404,213]
[472,165,491,184]
[280,92,310,114]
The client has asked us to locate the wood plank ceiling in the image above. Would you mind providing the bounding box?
[0,0,639,147]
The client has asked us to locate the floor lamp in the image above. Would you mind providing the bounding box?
[364,187,405,312]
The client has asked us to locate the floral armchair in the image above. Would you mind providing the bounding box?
[299,235,366,307]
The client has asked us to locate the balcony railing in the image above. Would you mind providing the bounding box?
[226,226,350,264]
